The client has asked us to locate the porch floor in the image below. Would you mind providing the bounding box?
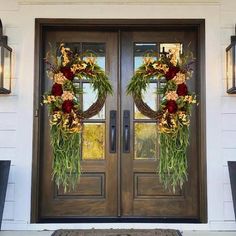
[0,231,236,236]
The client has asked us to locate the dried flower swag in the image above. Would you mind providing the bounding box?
[43,44,112,191]
[127,48,197,191]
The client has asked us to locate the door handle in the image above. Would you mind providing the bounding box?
[109,110,117,153]
[124,125,129,152]
[123,110,130,153]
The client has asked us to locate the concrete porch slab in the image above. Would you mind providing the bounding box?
[0,231,236,236]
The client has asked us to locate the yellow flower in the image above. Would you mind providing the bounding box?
[143,56,154,65]
[165,91,178,101]
[157,111,179,134]
[62,118,70,129]
[81,63,87,69]
[50,111,62,126]
[43,95,56,104]
[53,72,67,84]
[60,45,71,66]
[69,123,83,133]
[60,45,70,54]
[178,111,190,126]
[183,95,197,104]
[62,58,70,67]
[85,56,96,64]
[172,72,186,85]
[71,63,87,73]
[61,91,74,101]
[153,63,169,73]
[169,47,180,66]
[170,118,177,128]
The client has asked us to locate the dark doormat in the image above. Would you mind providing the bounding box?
[51,229,182,236]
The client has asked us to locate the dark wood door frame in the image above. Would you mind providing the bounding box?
[32,18,207,223]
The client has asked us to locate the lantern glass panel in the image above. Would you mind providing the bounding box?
[3,46,11,92]
[0,45,11,93]
[0,47,2,87]
[227,45,234,91]
[235,45,236,86]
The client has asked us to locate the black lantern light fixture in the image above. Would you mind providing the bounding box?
[0,19,12,94]
[226,25,236,94]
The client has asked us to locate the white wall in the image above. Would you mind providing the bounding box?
[0,0,235,231]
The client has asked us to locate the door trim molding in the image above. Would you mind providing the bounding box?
[32,18,206,223]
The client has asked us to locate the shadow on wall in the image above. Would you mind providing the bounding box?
[228,161,236,220]
[0,160,11,230]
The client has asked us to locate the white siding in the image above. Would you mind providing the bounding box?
[0,3,20,225]
[220,0,236,223]
[0,0,235,231]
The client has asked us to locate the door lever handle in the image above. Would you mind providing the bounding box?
[124,125,129,151]
[109,110,116,153]
[111,125,116,152]
[123,110,130,153]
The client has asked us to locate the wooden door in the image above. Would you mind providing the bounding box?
[39,31,119,219]
[120,31,199,219]
[38,27,201,222]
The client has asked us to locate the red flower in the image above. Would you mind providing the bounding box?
[60,67,74,80]
[51,83,63,96]
[165,66,180,80]
[177,83,188,96]
[146,69,155,74]
[166,100,178,114]
[62,100,74,113]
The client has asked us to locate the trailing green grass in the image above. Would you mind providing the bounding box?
[50,125,81,192]
[159,125,189,192]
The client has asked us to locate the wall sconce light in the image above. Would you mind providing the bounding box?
[0,19,12,94]
[226,26,236,94]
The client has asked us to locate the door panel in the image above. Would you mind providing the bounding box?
[120,31,199,218]
[39,31,118,218]
[38,28,200,221]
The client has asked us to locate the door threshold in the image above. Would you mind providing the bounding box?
[39,217,200,224]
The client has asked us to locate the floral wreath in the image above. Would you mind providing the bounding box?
[43,44,112,191]
[127,48,196,191]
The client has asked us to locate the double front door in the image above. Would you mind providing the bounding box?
[39,28,200,221]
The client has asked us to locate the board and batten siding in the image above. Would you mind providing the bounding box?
[0,0,235,231]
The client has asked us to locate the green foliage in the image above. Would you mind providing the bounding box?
[127,73,156,99]
[126,51,196,192]
[44,44,113,192]
[158,125,189,192]
[50,125,82,192]
[86,68,113,98]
